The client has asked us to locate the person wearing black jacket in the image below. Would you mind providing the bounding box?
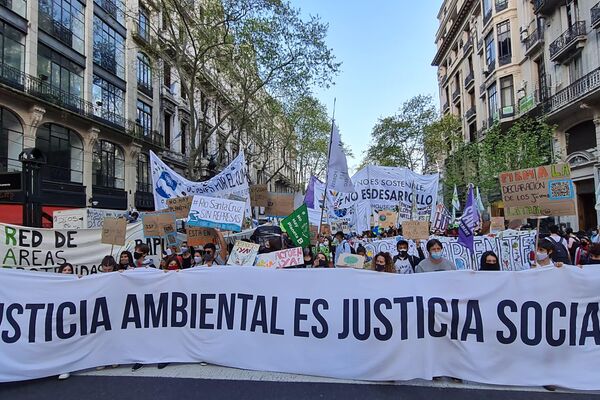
[392,240,425,274]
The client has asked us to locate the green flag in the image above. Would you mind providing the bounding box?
[280,204,310,248]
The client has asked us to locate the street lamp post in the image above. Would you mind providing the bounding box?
[19,148,46,227]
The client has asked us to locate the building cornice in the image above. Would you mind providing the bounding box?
[432,0,475,66]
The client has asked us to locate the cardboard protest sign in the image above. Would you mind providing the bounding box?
[186,227,216,246]
[499,163,576,219]
[142,212,176,238]
[490,217,505,233]
[100,217,127,246]
[227,241,260,266]
[309,226,319,242]
[375,210,398,229]
[280,204,310,248]
[402,221,430,240]
[331,220,350,234]
[250,185,268,207]
[255,247,303,268]
[265,193,295,217]
[166,196,193,219]
[336,253,365,269]
[320,224,331,236]
[188,195,245,232]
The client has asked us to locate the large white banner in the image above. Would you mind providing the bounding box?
[358,231,536,272]
[311,165,439,231]
[1,266,599,390]
[0,223,163,274]
[150,151,250,213]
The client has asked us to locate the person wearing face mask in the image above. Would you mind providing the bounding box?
[534,239,556,268]
[372,252,395,273]
[316,236,332,261]
[192,250,205,267]
[479,251,500,271]
[202,243,222,267]
[356,245,372,270]
[180,243,193,269]
[313,252,329,268]
[591,227,600,244]
[575,237,591,265]
[393,240,425,274]
[415,239,456,273]
[303,248,314,268]
[581,243,600,265]
[333,231,351,264]
[133,244,156,268]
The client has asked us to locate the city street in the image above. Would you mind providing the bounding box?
[1,364,598,400]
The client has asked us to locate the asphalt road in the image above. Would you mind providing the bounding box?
[1,364,598,400]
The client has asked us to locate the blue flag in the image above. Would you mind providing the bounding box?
[458,185,480,252]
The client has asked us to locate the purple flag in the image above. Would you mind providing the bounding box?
[304,176,322,209]
[458,185,480,252]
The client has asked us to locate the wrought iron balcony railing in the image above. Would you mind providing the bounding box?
[549,21,587,60]
[464,70,474,87]
[549,67,600,112]
[524,27,544,53]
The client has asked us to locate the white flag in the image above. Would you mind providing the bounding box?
[327,124,355,193]
[451,184,460,211]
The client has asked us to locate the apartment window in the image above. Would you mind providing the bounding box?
[568,54,583,82]
[164,113,171,149]
[137,153,151,192]
[1,0,27,18]
[482,0,492,22]
[138,7,149,41]
[37,44,84,97]
[94,0,125,26]
[92,75,125,126]
[93,140,124,189]
[0,106,23,172]
[566,0,579,28]
[38,0,85,53]
[500,76,514,116]
[137,100,152,136]
[137,52,152,95]
[163,62,171,89]
[36,123,83,183]
[487,82,498,122]
[181,122,187,155]
[485,31,495,68]
[0,22,24,72]
[497,21,511,66]
[93,16,125,79]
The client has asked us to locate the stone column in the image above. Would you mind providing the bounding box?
[126,143,142,210]
[594,117,600,161]
[23,106,46,148]
[83,127,99,204]
[553,129,567,162]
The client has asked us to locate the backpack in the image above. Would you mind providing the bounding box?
[547,237,571,264]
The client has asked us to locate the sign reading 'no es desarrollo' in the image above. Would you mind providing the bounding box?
[187,195,245,232]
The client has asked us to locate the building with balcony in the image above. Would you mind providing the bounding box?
[433,0,600,231]
[0,0,298,226]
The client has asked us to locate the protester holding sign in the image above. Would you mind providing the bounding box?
[333,231,352,264]
[415,239,456,273]
[392,240,424,274]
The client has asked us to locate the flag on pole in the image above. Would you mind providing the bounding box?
[458,184,480,252]
[327,123,355,193]
[280,204,310,248]
[431,203,451,232]
[451,184,460,224]
[475,187,485,213]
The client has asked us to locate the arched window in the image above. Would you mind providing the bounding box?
[0,107,23,172]
[36,123,83,183]
[137,152,151,192]
[137,52,152,95]
[93,140,125,189]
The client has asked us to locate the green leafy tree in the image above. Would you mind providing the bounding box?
[423,113,462,173]
[362,95,437,171]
